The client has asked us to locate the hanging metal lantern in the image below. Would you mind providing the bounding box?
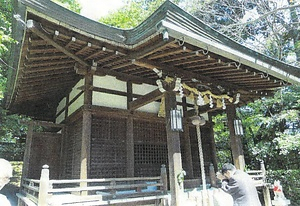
[170,109,183,131]
[234,119,244,136]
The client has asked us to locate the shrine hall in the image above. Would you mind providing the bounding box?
[6,0,300,205]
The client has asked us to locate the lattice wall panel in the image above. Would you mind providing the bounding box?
[90,115,127,178]
[133,119,168,177]
[133,120,167,143]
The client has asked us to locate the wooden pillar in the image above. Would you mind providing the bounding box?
[59,126,66,179]
[81,110,91,179]
[226,104,245,170]
[208,114,218,173]
[182,97,194,178]
[164,90,184,206]
[126,81,135,177]
[126,118,134,177]
[80,72,93,194]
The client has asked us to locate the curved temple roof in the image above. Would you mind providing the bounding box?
[6,0,300,120]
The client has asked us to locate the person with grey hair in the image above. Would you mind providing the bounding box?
[0,158,13,206]
[216,163,262,206]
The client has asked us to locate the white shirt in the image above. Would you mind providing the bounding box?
[0,194,11,206]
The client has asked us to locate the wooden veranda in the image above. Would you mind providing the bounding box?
[6,0,300,205]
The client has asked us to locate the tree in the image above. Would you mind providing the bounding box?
[183,0,300,63]
[98,0,182,28]
[243,86,300,169]
[0,0,14,97]
[51,0,81,13]
[213,86,300,170]
[0,0,27,160]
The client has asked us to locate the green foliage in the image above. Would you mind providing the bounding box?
[10,161,23,186]
[0,0,14,95]
[242,86,300,169]
[0,0,28,159]
[0,142,25,161]
[51,0,81,13]
[213,86,300,170]
[267,169,300,206]
[184,0,300,62]
[98,0,166,28]
[211,113,232,168]
[0,0,13,55]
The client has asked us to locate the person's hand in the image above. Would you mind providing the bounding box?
[216,172,226,180]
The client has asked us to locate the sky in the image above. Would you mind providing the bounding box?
[78,0,125,20]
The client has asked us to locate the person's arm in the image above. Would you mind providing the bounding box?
[221,177,240,196]
[216,172,226,181]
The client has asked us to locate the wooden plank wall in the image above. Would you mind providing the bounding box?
[28,132,61,179]
[62,118,82,179]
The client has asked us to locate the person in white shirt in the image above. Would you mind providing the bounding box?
[0,158,13,206]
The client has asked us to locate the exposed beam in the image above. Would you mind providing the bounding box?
[94,67,156,85]
[23,64,75,74]
[128,89,163,111]
[26,20,90,68]
[128,40,177,59]
[24,59,75,68]
[148,46,187,60]
[19,73,78,83]
[133,58,242,91]
[25,53,68,61]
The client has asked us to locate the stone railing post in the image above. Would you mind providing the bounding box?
[160,164,168,206]
[38,165,50,206]
[160,164,168,194]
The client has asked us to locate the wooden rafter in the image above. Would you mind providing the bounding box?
[26,20,90,68]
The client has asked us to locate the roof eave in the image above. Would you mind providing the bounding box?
[158,20,300,85]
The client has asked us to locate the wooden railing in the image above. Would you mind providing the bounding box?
[246,161,272,206]
[17,165,168,206]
